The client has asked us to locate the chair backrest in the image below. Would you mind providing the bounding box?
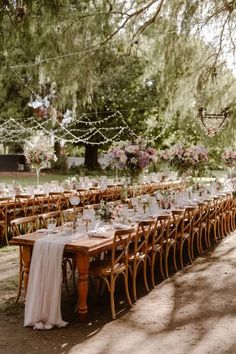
[62,207,83,223]
[39,210,62,228]
[33,193,49,215]
[11,215,39,237]
[14,194,32,218]
[48,192,64,211]
[111,228,133,271]
[182,206,196,234]
[134,220,156,259]
[165,210,184,241]
[152,215,170,246]
[0,198,10,222]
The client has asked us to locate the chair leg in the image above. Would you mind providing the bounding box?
[179,241,184,269]
[187,239,192,264]
[110,276,116,320]
[197,229,203,255]
[62,262,70,302]
[132,265,138,302]
[4,226,9,246]
[191,232,195,260]
[159,251,165,280]
[124,272,132,307]
[151,253,156,288]
[143,259,149,293]
[173,244,178,272]
[15,250,23,304]
[15,271,23,304]
[72,258,76,295]
[164,247,170,278]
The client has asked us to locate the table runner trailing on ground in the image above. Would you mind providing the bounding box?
[24,234,71,329]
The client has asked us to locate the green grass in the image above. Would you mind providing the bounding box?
[0,172,70,187]
[0,300,24,316]
[0,169,229,188]
[0,246,18,252]
[4,277,18,291]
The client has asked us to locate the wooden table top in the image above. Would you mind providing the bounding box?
[10,228,127,255]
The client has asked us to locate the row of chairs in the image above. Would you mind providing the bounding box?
[89,193,235,319]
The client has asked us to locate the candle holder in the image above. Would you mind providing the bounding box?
[69,194,80,230]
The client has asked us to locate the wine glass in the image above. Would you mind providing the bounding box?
[83,208,92,232]
[47,218,57,235]
[69,194,81,229]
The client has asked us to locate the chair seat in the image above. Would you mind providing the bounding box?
[89,260,126,275]
[148,244,162,252]
[128,252,146,261]
[182,232,190,239]
[163,238,175,245]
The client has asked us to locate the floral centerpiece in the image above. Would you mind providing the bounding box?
[106,139,157,183]
[222,150,236,167]
[165,144,209,177]
[222,150,236,179]
[97,199,113,222]
[62,176,80,191]
[24,143,57,186]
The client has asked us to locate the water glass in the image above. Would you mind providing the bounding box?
[47,218,57,235]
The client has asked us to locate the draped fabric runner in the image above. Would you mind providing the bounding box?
[24,235,71,330]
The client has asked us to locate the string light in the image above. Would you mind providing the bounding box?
[0,112,136,145]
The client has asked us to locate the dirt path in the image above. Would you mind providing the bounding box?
[0,233,235,354]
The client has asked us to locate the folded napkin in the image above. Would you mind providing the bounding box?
[88,226,112,238]
[113,223,136,230]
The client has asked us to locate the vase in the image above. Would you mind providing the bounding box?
[228,167,235,180]
[35,166,41,187]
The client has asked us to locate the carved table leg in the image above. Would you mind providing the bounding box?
[22,246,31,296]
[76,252,90,321]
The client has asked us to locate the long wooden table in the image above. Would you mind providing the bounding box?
[1,179,186,244]
[10,230,126,320]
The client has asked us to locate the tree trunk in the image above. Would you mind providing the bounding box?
[84,145,99,170]
[54,141,64,157]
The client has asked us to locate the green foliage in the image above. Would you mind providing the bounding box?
[0,0,236,170]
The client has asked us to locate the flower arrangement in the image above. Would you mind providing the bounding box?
[106,139,157,181]
[24,143,57,169]
[97,200,113,222]
[62,176,80,191]
[24,143,57,186]
[166,144,209,176]
[222,150,236,168]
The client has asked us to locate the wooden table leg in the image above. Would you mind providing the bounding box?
[76,252,90,321]
[22,246,31,296]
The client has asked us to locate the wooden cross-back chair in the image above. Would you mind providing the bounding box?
[84,189,97,205]
[11,215,39,303]
[33,193,49,215]
[190,204,202,259]
[38,210,62,228]
[89,228,133,320]
[207,198,220,247]
[176,206,196,269]
[223,194,234,234]
[163,210,183,278]
[147,215,169,287]
[197,202,210,253]
[13,194,33,219]
[48,192,67,212]
[128,220,155,302]
[0,197,11,245]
